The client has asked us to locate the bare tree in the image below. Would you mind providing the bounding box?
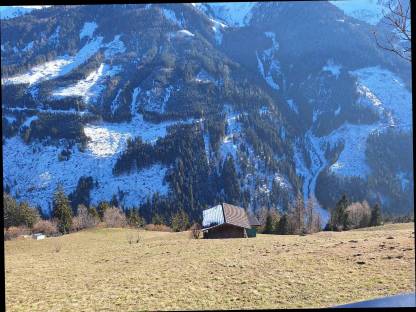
[71,205,99,231]
[291,194,305,235]
[373,0,411,62]
[189,223,202,239]
[305,196,321,234]
[346,201,371,229]
[104,207,127,228]
[256,207,270,227]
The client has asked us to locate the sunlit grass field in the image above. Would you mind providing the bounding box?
[5,223,415,311]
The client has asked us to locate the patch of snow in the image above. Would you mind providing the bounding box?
[306,67,411,185]
[209,17,227,44]
[51,63,121,104]
[256,31,280,90]
[259,106,269,115]
[103,35,126,59]
[162,8,184,27]
[273,174,291,190]
[203,2,256,27]
[21,115,39,129]
[130,87,141,116]
[397,171,410,191]
[2,36,104,86]
[330,0,388,25]
[162,86,173,112]
[294,131,330,226]
[0,5,51,20]
[195,69,215,83]
[219,107,242,163]
[80,22,98,40]
[178,29,194,37]
[334,106,341,116]
[141,85,174,114]
[280,126,286,140]
[322,59,342,78]
[4,115,17,123]
[351,66,412,130]
[312,109,320,123]
[203,132,211,165]
[2,106,197,212]
[3,135,169,213]
[2,58,72,86]
[287,99,299,114]
[22,41,34,52]
[327,123,375,177]
[49,26,60,45]
[110,89,123,115]
[168,29,195,40]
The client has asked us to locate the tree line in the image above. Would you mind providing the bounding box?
[4,186,413,240]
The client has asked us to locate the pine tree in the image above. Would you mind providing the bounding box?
[127,208,145,228]
[221,155,240,205]
[4,193,39,228]
[293,194,305,234]
[264,213,274,234]
[52,184,73,234]
[97,201,111,221]
[19,202,40,228]
[276,213,289,235]
[4,192,19,228]
[152,213,165,225]
[88,206,99,220]
[370,203,382,227]
[330,194,349,231]
[171,209,190,232]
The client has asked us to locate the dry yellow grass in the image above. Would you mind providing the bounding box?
[5,223,415,311]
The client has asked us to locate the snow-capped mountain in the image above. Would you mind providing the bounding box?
[329,0,388,25]
[1,2,412,222]
[0,5,51,20]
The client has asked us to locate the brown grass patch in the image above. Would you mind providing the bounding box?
[5,223,415,311]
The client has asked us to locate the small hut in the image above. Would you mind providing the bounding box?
[201,203,260,239]
[246,214,261,237]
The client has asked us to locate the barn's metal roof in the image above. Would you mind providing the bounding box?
[222,203,251,229]
[202,204,224,228]
[202,203,255,229]
[247,214,261,226]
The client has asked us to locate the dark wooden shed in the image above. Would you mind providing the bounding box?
[201,203,260,239]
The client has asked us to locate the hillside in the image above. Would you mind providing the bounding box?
[4,223,415,310]
[1,2,413,223]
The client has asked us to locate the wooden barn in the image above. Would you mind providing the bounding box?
[201,203,261,239]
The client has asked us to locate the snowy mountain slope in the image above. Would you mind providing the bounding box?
[0,5,51,20]
[326,66,412,176]
[2,37,104,86]
[329,0,388,25]
[51,64,122,104]
[256,31,281,90]
[192,2,257,27]
[3,104,193,213]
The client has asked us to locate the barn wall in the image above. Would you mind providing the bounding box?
[205,224,246,239]
[246,227,257,238]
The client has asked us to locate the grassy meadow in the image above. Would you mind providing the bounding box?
[5,223,415,311]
